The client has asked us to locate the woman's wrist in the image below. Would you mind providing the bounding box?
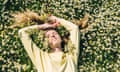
[38,23,55,30]
[38,17,60,30]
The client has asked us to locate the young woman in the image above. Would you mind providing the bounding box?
[18,16,80,72]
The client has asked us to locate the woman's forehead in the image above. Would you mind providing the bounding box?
[45,30,57,35]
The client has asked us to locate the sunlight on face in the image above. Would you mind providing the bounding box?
[45,30,62,49]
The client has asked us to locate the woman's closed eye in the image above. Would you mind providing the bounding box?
[46,30,56,37]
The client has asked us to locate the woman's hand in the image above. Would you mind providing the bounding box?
[52,19,60,27]
[43,23,57,29]
[38,17,60,29]
[38,22,58,30]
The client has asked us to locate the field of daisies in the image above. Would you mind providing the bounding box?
[0,0,120,72]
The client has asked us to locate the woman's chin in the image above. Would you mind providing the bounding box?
[50,43,60,48]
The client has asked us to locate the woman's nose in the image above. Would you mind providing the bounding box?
[51,32,55,35]
[50,34,54,37]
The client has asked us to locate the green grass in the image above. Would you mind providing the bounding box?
[0,0,120,72]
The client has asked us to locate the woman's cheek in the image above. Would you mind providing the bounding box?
[49,38,53,44]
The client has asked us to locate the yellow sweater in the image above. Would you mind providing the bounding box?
[18,16,80,72]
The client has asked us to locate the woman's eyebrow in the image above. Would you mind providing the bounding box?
[45,30,49,33]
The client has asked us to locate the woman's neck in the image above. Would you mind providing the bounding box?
[51,47,62,52]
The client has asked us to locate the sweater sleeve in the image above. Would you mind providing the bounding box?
[18,25,44,71]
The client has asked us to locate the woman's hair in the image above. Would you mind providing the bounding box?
[10,9,49,28]
[11,9,89,29]
[55,26,70,52]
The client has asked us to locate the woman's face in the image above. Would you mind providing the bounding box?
[45,30,62,49]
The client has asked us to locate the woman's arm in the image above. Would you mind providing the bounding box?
[18,25,38,66]
[18,24,56,71]
[60,18,80,66]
